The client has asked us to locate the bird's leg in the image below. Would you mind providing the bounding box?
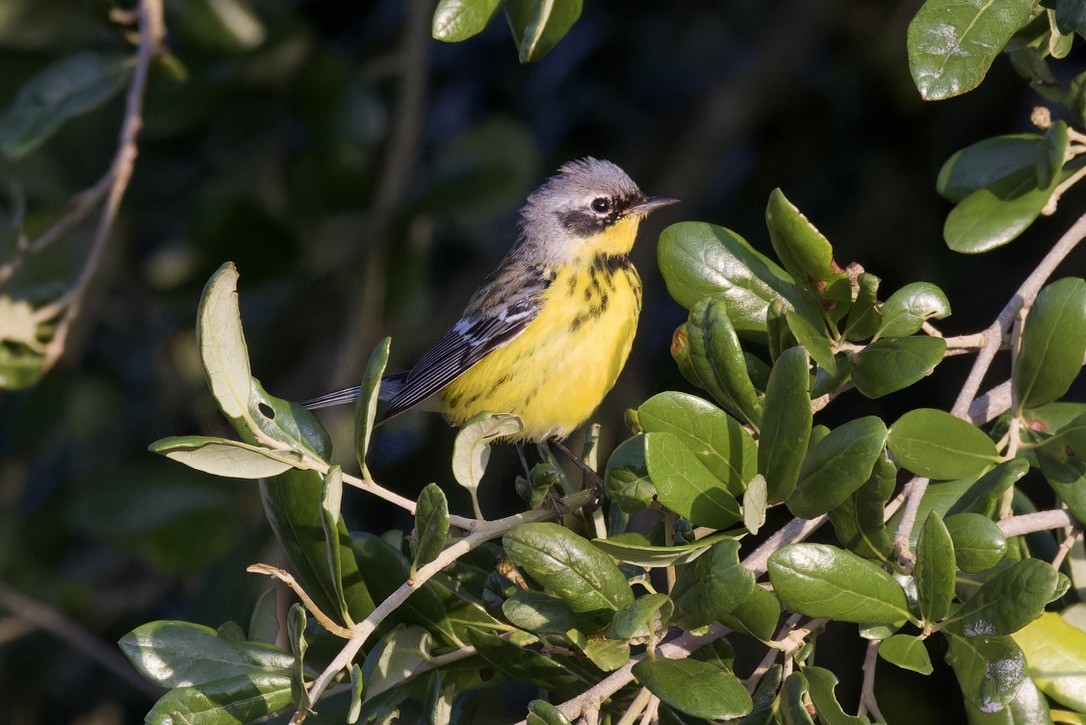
[549,437,605,500]
[515,442,532,479]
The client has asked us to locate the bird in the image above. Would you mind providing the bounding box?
[304,158,678,443]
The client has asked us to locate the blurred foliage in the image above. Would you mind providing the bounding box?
[0,0,1085,723]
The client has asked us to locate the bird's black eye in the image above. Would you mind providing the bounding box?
[591,197,611,214]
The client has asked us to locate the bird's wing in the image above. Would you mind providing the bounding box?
[383,299,540,419]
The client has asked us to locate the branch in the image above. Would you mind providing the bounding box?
[857,639,885,722]
[33,0,165,373]
[246,564,352,638]
[742,514,828,578]
[0,583,161,697]
[998,509,1074,538]
[296,488,595,720]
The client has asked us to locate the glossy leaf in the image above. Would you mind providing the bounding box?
[907,0,1035,100]
[720,583,780,642]
[852,336,947,398]
[937,135,1044,203]
[887,408,1001,479]
[947,459,1029,518]
[765,188,840,284]
[150,435,300,478]
[758,346,812,502]
[787,416,888,519]
[804,666,870,725]
[502,590,577,634]
[591,531,737,568]
[686,298,763,426]
[526,699,573,725]
[780,671,816,725]
[1012,612,1086,712]
[636,391,757,497]
[785,311,836,374]
[632,658,753,720]
[467,629,588,698]
[949,558,1060,636]
[945,513,1007,573]
[844,272,882,342]
[503,522,634,622]
[657,221,821,335]
[1038,121,1070,189]
[432,0,501,41]
[944,168,1056,254]
[645,431,742,529]
[1016,277,1086,410]
[827,452,896,559]
[915,511,955,623]
[0,52,133,158]
[146,672,294,724]
[768,544,910,624]
[879,634,934,675]
[412,483,450,575]
[120,621,294,688]
[504,0,582,63]
[604,435,655,513]
[876,282,951,338]
[355,337,390,476]
[672,540,755,628]
[945,633,1033,715]
[606,593,673,640]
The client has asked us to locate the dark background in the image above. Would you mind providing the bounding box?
[0,0,1084,721]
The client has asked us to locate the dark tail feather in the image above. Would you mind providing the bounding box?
[302,372,408,411]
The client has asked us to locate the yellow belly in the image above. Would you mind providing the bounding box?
[440,262,641,441]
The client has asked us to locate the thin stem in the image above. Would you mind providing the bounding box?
[892,476,930,565]
[858,639,885,722]
[998,509,1074,538]
[36,0,165,373]
[246,564,352,638]
[743,514,828,578]
[1051,526,1083,572]
[616,688,653,725]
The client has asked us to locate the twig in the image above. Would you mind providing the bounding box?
[1051,526,1083,572]
[967,380,1012,426]
[33,0,165,373]
[638,695,660,725]
[891,476,930,565]
[296,488,594,720]
[0,583,161,697]
[742,514,828,578]
[998,509,1074,538]
[246,564,352,638]
[858,639,885,722]
[616,687,653,725]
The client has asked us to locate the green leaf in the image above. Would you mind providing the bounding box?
[876,282,951,338]
[1016,277,1086,410]
[944,167,1058,254]
[780,671,816,725]
[743,665,783,725]
[879,634,934,675]
[1012,612,1086,712]
[1038,121,1070,189]
[719,583,781,642]
[248,381,331,460]
[637,391,757,497]
[349,533,451,636]
[197,263,253,422]
[591,531,737,568]
[286,603,308,712]
[146,672,294,724]
[320,467,351,625]
[579,636,630,671]
[504,0,583,63]
[502,590,577,634]
[804,666,870,725]
[452,412,523,499]
[432,0,502,41]
[0,52,133,158]
[915,511,955,623]
[767,544,910,624]
[503,522,634,623]
[947,459,1029,518]
[1056,0,1086,37]
[686,298,763,427]
[887,408,1001,479]
[412,483,450,575]
[945,632,1034,715]
[787,417,888,519]
[527,699,573,725]
[765,188,841,285]
[785,311,836,374]
[347,664,363,724]
[945,513,1007,573]
[361,625,431,699]
[467,629,588,698]
[743,474,768,535]
[827,452,897,559]
[672,540,756,629]
[1038,451,1086,525]
[632,658,753,720]
[907,0,1036,100]
[937,135,1044,203]
[645,431,742,529]
[119,621,294,688]
[355,337,391,476]
[948,558,1060,636]
[759,346,813,502]
[606,593,673,640]
[604,435,655,513]
[657,221,821,336]
[844,272,882,342]
[852,336,946,398]
[149,435,300,478]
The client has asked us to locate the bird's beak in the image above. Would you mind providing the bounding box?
[629,195,680,216]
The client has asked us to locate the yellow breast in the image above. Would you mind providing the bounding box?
[440,256,642,441]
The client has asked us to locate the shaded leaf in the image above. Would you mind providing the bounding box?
[502,590,577,635]
[146,672,293,725]
[606,593,673,640]
[672,540,755,629]
[1016,277,1086,410]
[150,436,299,478]
[787,417,888,519]
[412,483,450,575]
[467,629,588,698]
[937,135,1044,203]
[432,0,501,41]
[765,188,841,285]
[720,584,781,642]
[604,435,655,513]
[591,531,737,568]
[879,634,934,675]
[686,298,763,426]
[945,513,1007,573]
[915,511,955,623]
[504,0,582,63]
[632,658,753,720]
[944,167,1057,254]
[355,337,391,476]
[804,665,870,725]
[758,346,812,502]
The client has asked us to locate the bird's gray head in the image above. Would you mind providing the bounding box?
[515,158,675,263]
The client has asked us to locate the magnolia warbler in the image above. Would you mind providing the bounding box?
[305,158,677,442]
